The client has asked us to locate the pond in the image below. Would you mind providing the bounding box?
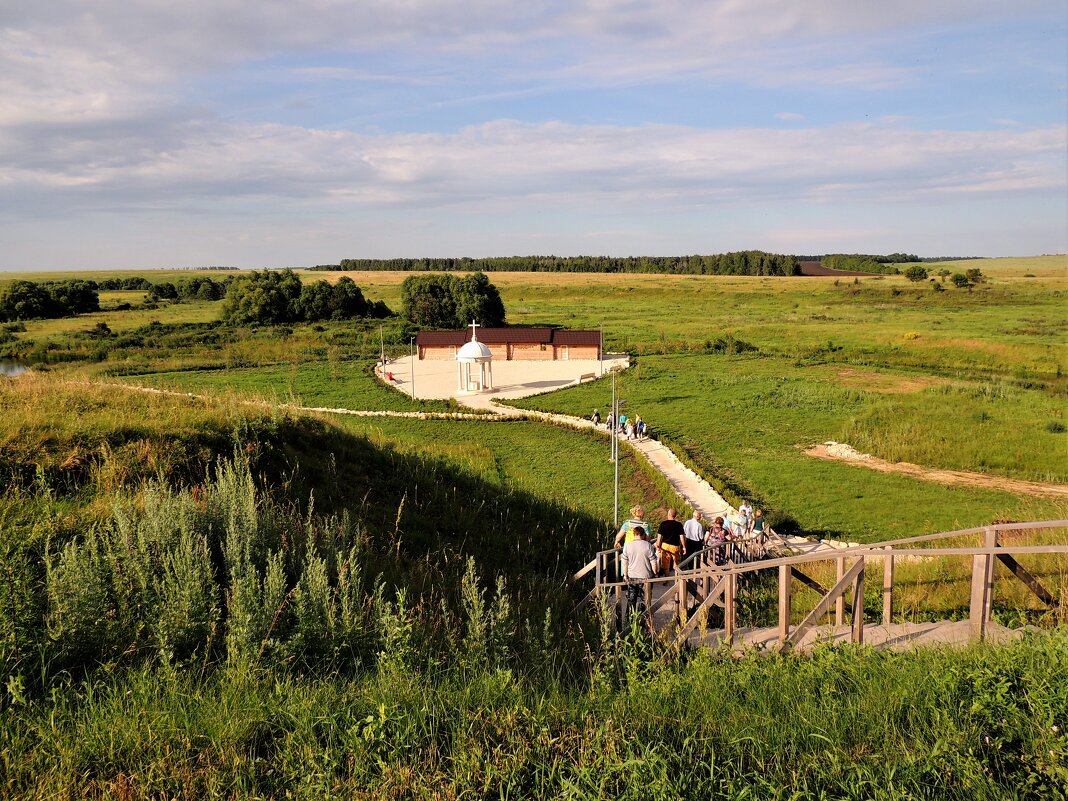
[0,360,28,377]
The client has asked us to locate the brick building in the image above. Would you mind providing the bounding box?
[415,328,601,361]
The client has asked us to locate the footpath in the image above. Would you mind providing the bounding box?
[100,376,832,552]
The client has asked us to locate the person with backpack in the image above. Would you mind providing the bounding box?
[591,408,601,426]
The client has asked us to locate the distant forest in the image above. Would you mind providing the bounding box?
[318,251,800,276]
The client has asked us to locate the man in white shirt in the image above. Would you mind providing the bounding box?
[683,511,705,559]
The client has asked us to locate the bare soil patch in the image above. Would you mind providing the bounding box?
[833,367,946,394]
[804,441,1068,500]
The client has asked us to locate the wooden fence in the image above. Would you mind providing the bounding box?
[571,520,1068,653]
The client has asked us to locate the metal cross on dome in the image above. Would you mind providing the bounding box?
[469,320,480,341]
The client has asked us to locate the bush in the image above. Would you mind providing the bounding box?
[951,273,971,288]
[400,272,506,329]
[1046,421,1066,434]
[222,269,304,325]
[904,265,929,282]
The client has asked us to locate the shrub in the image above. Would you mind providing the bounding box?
[951,272,971,288]
[1046,421,1066,434]
[904,265,929,282]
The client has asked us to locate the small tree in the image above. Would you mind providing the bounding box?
[951,272,971,288]
[222,269,303,325]
[904,265,928,282]
[965,268,985,284]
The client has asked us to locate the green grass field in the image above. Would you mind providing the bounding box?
[128,361,461,413]
[511,353,1067,541]
[3,262,1068,799]
[3,256,1065,543]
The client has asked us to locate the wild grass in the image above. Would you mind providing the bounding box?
[510,354,1068,542]
[2,356,1067,799]
[2,630,1065,799]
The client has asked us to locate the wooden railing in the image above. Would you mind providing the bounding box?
[573,520,1068,652]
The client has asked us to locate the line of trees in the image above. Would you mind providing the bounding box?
[146,276,235,303]
[0,280,99,322]
[400,272,506,329]
[325,251,800,276]
[221,270,392,326]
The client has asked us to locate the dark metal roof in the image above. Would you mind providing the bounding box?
[415,330,467,346]
[416,328,601,348]
[552,330,601,346]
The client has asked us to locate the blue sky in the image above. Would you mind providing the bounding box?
[1,1,1065,269]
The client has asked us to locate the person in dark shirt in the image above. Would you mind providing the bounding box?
[654,508,685,574]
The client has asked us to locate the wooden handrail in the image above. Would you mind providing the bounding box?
[593,543,1068,590]
[785,558,865,651]
[579,519,1068,650]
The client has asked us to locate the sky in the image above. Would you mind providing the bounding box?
[1,1,1066,269]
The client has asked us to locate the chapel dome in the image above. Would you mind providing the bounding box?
[457,339,492,360]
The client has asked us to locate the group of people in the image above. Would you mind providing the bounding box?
[613,503,767,608]
[591,409,647,441]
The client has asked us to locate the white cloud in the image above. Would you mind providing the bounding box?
[4,118,1063,216]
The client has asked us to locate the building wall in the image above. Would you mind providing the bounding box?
[510,343,554,360]
[486,343,508,360]
[563,345,600,360]
[420,345,456,360]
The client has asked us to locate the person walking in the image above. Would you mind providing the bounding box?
[591,408,601,426]
[683,510,705,561]
[621,526,658,616]
[752,509,766,547]
[706,517,728,565]
[654,508,685,574]
[614,504,649,548]
[738,500,754,535]
[635,415,646,440]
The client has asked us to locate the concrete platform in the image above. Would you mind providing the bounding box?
[381,354,630,403]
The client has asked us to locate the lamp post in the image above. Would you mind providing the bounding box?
[410,336,416,399]
[612,371,619,529]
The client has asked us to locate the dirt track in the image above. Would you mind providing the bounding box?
[804,442,1068,500]
[797,260,882,277]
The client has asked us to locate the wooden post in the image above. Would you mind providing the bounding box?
[595,553,603,587]
[778,564,792,644]
[983,527,997,624]
[678,574,688,626]
[724,572,736,646]
[835,557,845,627]
[882,548,894,626]
[851,557,865,645]
[969,528,997,639]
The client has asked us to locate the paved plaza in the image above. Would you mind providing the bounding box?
[380,353,630,408]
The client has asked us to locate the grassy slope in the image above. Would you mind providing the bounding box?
[4,257,1065,543]
[511,355,1067,542]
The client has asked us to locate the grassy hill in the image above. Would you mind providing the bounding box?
[1,373,1067,798]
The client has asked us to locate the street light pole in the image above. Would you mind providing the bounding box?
[599,322,603,377]
[612,371,619,529]
[410,336,416,399]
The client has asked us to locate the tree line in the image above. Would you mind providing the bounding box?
[0,272,391,325]
[323,251,800,276]
[0,280,100,322]
[221,270,392,325]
